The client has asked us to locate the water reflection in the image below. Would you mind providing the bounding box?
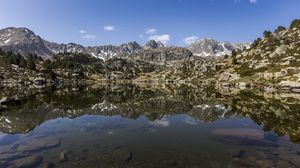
[0,84,300,167]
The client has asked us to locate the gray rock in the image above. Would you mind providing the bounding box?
[17,137,60,153]
[211,128,279,147]
[256,159,275,168]
[7,155,43,168]
[228,149,245,158]
[276,160,296,168]
[112,146,133,162]
[0,153,28,162]
[232,158,256,167]
[277,152,300,166]
[42,162,55,168]
[59,151,68,163]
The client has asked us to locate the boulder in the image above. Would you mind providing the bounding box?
[59,151,68,163]
[211,128,279,147]
[0,97,20,106]
[228,149,245,158]
[111,146,133,162]
[17,137,60,153]
[275,44,288,55]
[7,155,43,168]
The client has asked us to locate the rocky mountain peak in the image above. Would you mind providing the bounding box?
[144,40,165,50]
[187,38,250,57]
[120,41,142,53]
[0,27,53,58]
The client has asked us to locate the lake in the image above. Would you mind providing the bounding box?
[0,84,300,168]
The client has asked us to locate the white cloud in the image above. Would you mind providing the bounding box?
[183,116,199,125]
[183,36,199,45]
[139,34,144,38]
[79,30,86,34]
[148,34,170,44]
[82,34,96,39]
[104,25,115,31]
[149,118,170,127]
[234,0,257,4]
[145,28,157,34]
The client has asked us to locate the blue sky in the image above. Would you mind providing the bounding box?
[0,0,299,46]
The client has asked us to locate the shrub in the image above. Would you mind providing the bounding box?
[263,31,272,38]
[274,26,286,33]
[290,19,300,29]
[251,38,262,48]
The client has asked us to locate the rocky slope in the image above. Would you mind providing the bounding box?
[187,38,250,57]
[214,19,300,88]
[141,19,300,88]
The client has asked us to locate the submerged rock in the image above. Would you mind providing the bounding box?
[43,162,56,168]
[228,149,245,158]
[112,146,133,162]
[0,153,28,162]
[211,128,279,147]
[232,158,257,167]
[59,151,68,163]
[17,137,61,153]
[256,159,276,168]
[7,155,43,168]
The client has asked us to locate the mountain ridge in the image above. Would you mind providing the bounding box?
[0,27,249,60]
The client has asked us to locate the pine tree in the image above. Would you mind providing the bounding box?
[263,31,272,38]
[290,19,300,29]
[19,57,27,68]
[231,50,238,65]
[27,59,36,70]
[274,26,286,33]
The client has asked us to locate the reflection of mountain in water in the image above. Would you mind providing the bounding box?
[0,84,300,142]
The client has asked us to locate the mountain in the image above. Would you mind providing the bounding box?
[44,40,142,60]
[0,27,53,58]
[0,27,250,60]
[0,27,142,60]
[143,40,165,50]
[187,38,250,57]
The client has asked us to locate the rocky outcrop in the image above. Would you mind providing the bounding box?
[207,19,300,87]
[187,38,250,57]
[211,128,278,147]
[126,47,193,64]
[143,40,164,50]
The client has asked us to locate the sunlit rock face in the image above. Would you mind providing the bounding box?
[187,38,250,57]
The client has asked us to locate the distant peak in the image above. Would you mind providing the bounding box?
[187,37,250,57]
[144,40,165,49]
